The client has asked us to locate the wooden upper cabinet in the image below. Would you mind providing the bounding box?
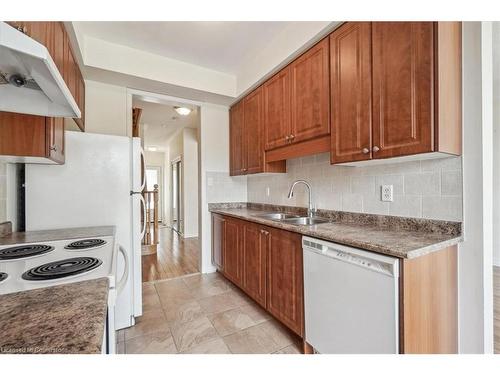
[46,117,65,164]
[290,38,330,144]
[52,22,65,73]
[65,41,78,104]
[243,87,264,174]
[330,22,373,164]
[242,223,268,307]
[371,22,434,159]
[0,112,65,164]
[223,218,242,285]
[266,228,304,336]
[229,101,245,176]
[264,67,291,150]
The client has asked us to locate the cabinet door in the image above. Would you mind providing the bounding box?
[243,87,264,174]
[372,22,434,159]
[52,22,66,77]
[46,117,65,164]
[242,223,268,307]
[0,112,46,157]
[330,22,373,164]
[211,214,225,271]
[290,38,330,143]
[264,68,291,150]
[267,228,304,336]
[223,218,242,286]
[64,33,78,103]
[229,101,246,176]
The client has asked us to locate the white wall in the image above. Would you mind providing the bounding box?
[236,22,334,95]
[199,104,247,273]
[458,21,494,354]
[83,80,128,136]
[493,22,500,267]
[248,154,463,221]
[183,128,199,238]
[82,36,236,98]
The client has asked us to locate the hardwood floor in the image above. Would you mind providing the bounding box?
[142,227,199,282]
[117,273,302,354]
[495,266,500,354]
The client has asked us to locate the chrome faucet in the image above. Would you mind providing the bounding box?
[287,180,315,218]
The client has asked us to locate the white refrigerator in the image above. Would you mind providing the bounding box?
[25,131,145,330]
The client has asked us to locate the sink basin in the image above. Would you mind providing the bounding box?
[281,216,330,226]
[253,212,301,221]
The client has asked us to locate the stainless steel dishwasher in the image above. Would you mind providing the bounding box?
[302,236,400,354]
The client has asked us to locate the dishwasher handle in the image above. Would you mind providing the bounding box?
[303,245,398,278]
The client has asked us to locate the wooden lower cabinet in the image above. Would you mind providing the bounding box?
[241,223,268,308]
[266,227,304,336]
[212,214,457,353]
[212,214,304,337]
[222,217,243,285]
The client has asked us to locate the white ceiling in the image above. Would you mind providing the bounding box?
[133,97,198,152]
[74,21,298,74]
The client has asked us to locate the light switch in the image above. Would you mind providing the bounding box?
[381,185,393,202]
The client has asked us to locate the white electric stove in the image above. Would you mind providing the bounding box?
[0,235,128,354]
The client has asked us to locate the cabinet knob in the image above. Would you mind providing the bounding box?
[285,135,290,142]
[50,145,58,152]
[372,146,380,153]
[362,148,370,154]
[290,134,295,140]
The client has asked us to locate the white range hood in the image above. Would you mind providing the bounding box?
[0,22,81,118]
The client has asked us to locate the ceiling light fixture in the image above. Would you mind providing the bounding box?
[147,146,157,152]
[174,106,191,116]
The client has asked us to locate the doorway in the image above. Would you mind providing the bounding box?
[129,89,201,283]
[171,158,182,234]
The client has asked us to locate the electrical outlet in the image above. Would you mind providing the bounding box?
[381,185,394,202]
[266,187,270,197]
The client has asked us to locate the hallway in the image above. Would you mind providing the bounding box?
[142,227,199,282]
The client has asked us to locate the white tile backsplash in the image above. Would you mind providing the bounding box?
[206,171,247,203]
[247,153,463,221]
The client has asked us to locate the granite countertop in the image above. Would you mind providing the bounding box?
[0,226,116,246]
[209,203,462,259]
[0,278,109,354]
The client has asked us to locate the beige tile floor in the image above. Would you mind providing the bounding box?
[117,272,303,354]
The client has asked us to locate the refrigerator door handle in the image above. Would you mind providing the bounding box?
[140,148,146,191]
[139,194,147,239]
[116,244,129,295]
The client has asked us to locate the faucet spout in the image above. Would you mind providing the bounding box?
[287,180,314,217]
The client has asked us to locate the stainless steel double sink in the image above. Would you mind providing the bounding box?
[253,212,330,226]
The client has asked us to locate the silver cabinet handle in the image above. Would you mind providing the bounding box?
[362,148,369,154]
[373,146,380,152]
